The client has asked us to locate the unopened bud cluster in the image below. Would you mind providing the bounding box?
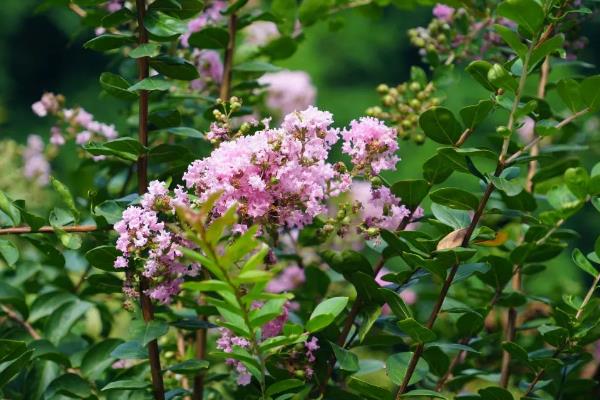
[366,80,439,145]
[208,97,256,144]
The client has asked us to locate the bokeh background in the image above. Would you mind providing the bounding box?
[1,0,599,298]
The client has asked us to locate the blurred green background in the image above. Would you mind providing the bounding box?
[0,0,599,298]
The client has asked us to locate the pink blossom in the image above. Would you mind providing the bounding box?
[433,4,454,21]
[32,101,47,117]
[352,182,413,231]
[183,107,351,230]
[22,135,50,186]
[262,302,289,338]
[50,127,65,146]
[518,117,535,143]
[259,70,317,115]
[305,336,319,362]
[342,117,399,176]
[244,21,280,46]
[113,181,196,304]
[267,265,305,293]
[190,50,223,91]
[180,1,226,47]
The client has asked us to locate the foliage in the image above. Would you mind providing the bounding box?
[1,0,600,399]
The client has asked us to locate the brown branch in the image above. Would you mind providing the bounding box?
[1,305,41,340]
[68,3,87,18]
[219,13,237,100]
[0,225,101,235]
[455,128,474,148]
[135,0,165,399]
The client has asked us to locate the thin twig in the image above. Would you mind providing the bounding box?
[1,305,41,339]
[504,108,590,165]
[219,13,237,100]
[192,269,210,400]
[455,128,474,148]
[0,225,101,235]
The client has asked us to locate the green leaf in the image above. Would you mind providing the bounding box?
[557,79,585,112]
[329,341,359,372]
[28,291,76,323]
[488,63,518,93]
[386,352,429,385]
[46,373,92,398]
[183,280,233,293]
[168,126,204,138]
[0,349,32,389]
[423,154,453,184]
[530,34,565,68]
[478,386,514,400]
[99,72,138,100]
[86,245,119,271]
[431,203,471,229]
[149,55,199,80]
[460,100,494,129]
[400,390,448,399]
[188,27,230,49]
[261,36,298,60]
[266,379,304,396]
[497,0,545,36]
[233,61,282,73]
[320,249,372,277]
[80,338,123,379]
[102,379,150,391]
[130,320,169,345]
[501,341,529,362]
[457,312,484,337]
[430,187,479,210]
[347,377,393,400]
[306,297,348,333]
[50,176,79,221]
[0,191,21,226]
[144,10,187,38]
[419,107,463,145]
[298,0,333,26]
[44,300,92,344]
[465,60,496,91]
[390,179,430,210]
[128,77,172,91]
[130,43,161,58]
[167,359,210,374]
[84,137,147,161]
[488,175,523,196]
[83,34,134,51]
[397,318,437,343]
[573,248,598,278]
[110,341,148,360]
[581,75,600,112]
[494,24,526,59]
[378,288,412,319]
[272,0,297,35]
[0,240,18,266]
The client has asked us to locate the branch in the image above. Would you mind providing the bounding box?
[135,0,165,398]
[192,270,210,400]
[0,225,101,235]
[219,13,237,100]
[504,107,590,165]
[1,305,41,340]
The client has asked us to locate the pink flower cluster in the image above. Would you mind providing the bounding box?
[183,107,352,231]
[352,182,422,231]
[267,265,306,293]
[31,92,119,159]
[243,21,280,47]
[181,0,226,47]
[114,181,197,304]
[190,50,223,91]
[22,135,50,186]
[259,70,317,116]
[433,4,454,22]
[342,117,399,176]
[216,328,253,385]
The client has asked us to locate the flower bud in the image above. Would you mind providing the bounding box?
[409,82,421,92]
[377,84,389,94]
[496,125,511,137]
